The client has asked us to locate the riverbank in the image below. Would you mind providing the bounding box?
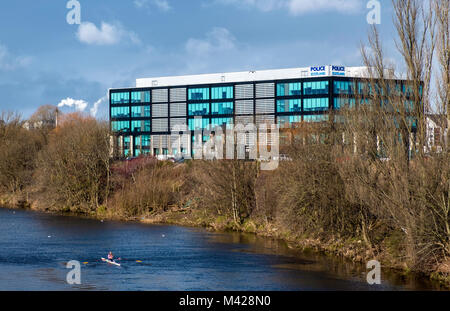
[2,196,449,289]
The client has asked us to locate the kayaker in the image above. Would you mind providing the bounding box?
[107,251,114,260]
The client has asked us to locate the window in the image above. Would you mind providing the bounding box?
[210,117,233,129]
[111,121,129,132]
[131,120,151,132]
[278,115,302,128]
[111,92,130,104]
[277,82,301,96]
[333,81,354,95]
[304,98,329,112]
[304,115,329,122]
[303,81,329,95]
[276,99,301,113]
[188,118,210,131]
[211,86,233,99]
[131,106,150,117]
[111,106,130,118]
[124,136,131,157]
[405,100,414,113]
[131,91,150,103]
[134,136,143,149]
[211,102,233,115]
[188,88,209,100]
[188,103,209,116]
[358,82,375,96]
[334,98,356,110]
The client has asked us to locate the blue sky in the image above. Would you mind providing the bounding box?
[0,0,398,119]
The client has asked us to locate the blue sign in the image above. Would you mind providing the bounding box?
[310,66,326,76]
[332,65,345,76]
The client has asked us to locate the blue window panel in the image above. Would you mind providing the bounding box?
[142,135,151,147]
[211,102,233,115]
[304,98,329,112]
[188,118,210,131]
[304,115,329,122]
[210,117,233,129]
[360,98,372,105]
[404,100,414,113]
[188,88,210,100]
[111,121,130,132]
[131,106,150,117]
[303,81,329,95]
[333,81,354,95]
[111,92,130,104]
[333,98,356,109]
[111,106,130,118]
[211,86,233,99]
[188,103,210,116]
[131,91,151,103]
[131,120,151,132]
[123,136,131,157]
[277,99,301,113]
[277,82,301,96]
[278,115,302,128]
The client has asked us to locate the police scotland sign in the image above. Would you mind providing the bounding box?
[332,66,346,76]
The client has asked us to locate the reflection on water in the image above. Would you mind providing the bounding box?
[0,208,446,291]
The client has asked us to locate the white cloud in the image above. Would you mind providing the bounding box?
[57,96,107,118]
[288,0,362,15]
[57,98,88,112]
[76,22,141,46]
[90,96,107,117]
[0,44,32,71]
[186,27,236,56]
[134,0,171,11]
[213,0,362,14]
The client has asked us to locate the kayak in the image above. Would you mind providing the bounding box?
[101,258,121,266]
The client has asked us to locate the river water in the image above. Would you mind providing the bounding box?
[0,208,444,291]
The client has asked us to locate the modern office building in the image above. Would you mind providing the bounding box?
[109,65,403,158]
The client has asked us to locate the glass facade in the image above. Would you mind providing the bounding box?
[110,75,416,157]
[276,99,301,113]
[334,81,354,95]
[189,118,210,131]
[211,117,233,129]
[188,88,209,100]
[131,91,150,103]
[211,86,233,99]
[111,106,130,118]
[188,103,209,116]
[334,98,356,109]
[304,114,329,122]
[131,120,151,132]
[304,81,329,95]
[131,106,150,118]
[111,92,129,104]
[211,102,233,115]
[112,121,129,132]
[277,82,301,96]
[304,98,329,112]
[278,115,302,128]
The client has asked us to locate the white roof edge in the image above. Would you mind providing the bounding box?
[134,65,373,88]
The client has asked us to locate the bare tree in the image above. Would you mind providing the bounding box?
[434,0,449,149]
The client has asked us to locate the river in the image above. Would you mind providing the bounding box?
[0,208,444,291]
